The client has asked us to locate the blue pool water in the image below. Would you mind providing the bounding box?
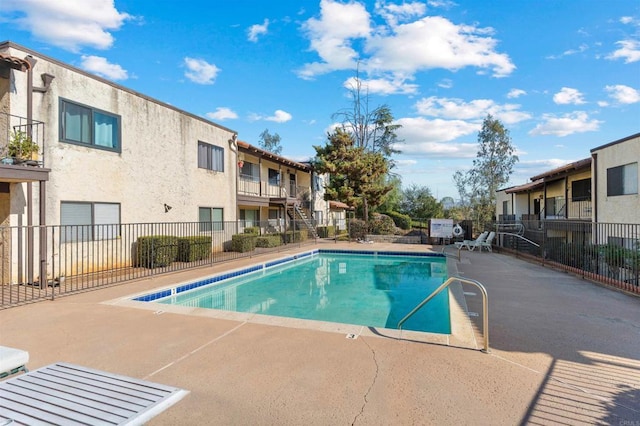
[137,250,450,334]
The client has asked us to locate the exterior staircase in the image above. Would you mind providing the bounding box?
[287,204,318,239]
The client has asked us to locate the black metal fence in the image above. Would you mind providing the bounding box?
[0,219,322,308]
[495,220,640,295]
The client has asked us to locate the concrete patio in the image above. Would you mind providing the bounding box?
[1,241,638,425]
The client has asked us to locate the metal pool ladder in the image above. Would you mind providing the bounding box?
[397,276,490,353]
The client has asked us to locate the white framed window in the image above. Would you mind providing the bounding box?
[59,98,120,151]
[607,162,638,196]
[60,202,120,242]
[198,142,224,172]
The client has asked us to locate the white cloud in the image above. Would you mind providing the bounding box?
[553,87,586,105]
[248,19,269,42]
[597,100,609,107]
[343,76,418,95]
[529,111,602,137]
[183,57,220,85]
[0,0,132,51]
[620,16,635,25]
[366,16,515,78]
[375,1,426,27]
[250,110,293,123]
[79,55,128,80]
[394,117,479,158]
[438,79,453,89]
[298,0,514,80]
[298,0,371,79]
[414,96,532,124]
[605,84,640,104]
[607,40,640,63]
[507,89,526,99]
[206,107,238,121]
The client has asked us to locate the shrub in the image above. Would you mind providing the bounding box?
[244,226,260,235]
[369,213,396,235]
[256,235,282,248]
[385,211,412,230]
[137,235,179,268]
[316,225,335,238]
[231,234,257,252]
[177,236,211,262]
[284,230,307,243]
[349,219,368,240]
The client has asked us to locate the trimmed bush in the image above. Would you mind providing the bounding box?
[244,226,260,235]
[256,235,282,248]
[385,211,412,230]
[349,219,368,240]
[369,213,396,235]
[284,230,307,243]
[231,234,257,252]
[316,225,335,238]
[137,235,179,268]
[177,236,211,262]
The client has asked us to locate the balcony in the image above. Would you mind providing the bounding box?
[238,174,309,206]
[0,112,49,183]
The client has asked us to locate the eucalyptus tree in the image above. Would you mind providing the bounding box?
[258,129,282,155]
[454,114,518,227]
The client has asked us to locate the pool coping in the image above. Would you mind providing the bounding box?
[106,249,479,349]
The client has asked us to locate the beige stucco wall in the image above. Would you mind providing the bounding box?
[593,135,640,225]
[6,44,237,226]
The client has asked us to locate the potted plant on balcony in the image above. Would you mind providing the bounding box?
[6,130,39,164]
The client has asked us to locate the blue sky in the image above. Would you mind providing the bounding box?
[1,0,639,199]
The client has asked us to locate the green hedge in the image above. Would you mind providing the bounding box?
[349,219,367,239]
[177,236,211,262]
[284,230,307,243]
[231,234,257,252]
[317,225,335,238]
[137,235,179,268]
[256,235,282,248]
[244,226,260,235]
[369,213,396,235]
[385,211,412,230]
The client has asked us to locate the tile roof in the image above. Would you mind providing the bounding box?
[0,53,31,72]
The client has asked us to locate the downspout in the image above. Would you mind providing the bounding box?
[591,153,598,223]
[592,152,598,246]
[564,176,568,219]
[228,133,238,227]
[25,56,54,288]
[25,56,35,285]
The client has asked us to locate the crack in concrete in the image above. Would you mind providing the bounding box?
[352,337,379,425]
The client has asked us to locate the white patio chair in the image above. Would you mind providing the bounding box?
[454,231,488,251]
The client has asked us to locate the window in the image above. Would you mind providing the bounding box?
[607,162,638,196]
[199,207,223,231]
[239,209,259,227]
[240,161,259,181]
[60,202,120,242]
[545,196,565,216]
[268,168,280,186]
[571,178,591,201]
[60,99,120,151]
[198,142,224,172]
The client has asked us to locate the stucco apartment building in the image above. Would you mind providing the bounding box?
[496,132,639,248]
[0,41,339,286]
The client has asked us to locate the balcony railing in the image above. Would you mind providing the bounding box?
[238,174,309,201]
[0,112,46,167]
[566,200,592,220]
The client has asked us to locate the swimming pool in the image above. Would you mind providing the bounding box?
[134,250,450,334]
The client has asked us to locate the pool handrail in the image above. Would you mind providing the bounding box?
[397,276,489,353]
